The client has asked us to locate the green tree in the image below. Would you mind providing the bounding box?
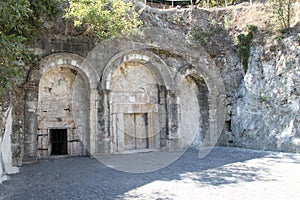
[1,0,35,92]
[64,0,142,43]
[0,0,62,92]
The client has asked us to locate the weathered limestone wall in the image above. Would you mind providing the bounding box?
[13,36,95,164]
[88,28,226,155]
[232,37,300,152]
[4,3,300,170]
[37,67,89,158]
[15,27,226,162]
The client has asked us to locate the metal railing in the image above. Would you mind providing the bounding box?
[144,0,195,7]
[143,0,254,8]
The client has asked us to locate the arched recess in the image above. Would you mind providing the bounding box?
[175,63,224,153]
[99,50,172,153]
[37,66,90,157]
[178,74,209,147]
[24,53,99,160]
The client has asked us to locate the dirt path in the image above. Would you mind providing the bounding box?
[0,147,300,200]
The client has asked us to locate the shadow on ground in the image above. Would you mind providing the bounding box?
[0,147,295,200]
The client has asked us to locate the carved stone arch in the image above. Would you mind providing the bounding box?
[23,53,99,162]
[98,49,172,153]
[31,53,98,89]
[175,61,226,156]
[100,49,173,91]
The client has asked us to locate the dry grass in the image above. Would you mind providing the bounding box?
[207,2,300,44]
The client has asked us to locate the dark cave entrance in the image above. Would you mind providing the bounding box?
[50,129,68,155]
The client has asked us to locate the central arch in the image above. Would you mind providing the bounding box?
[110,62,160,152]
[100,50,172,153]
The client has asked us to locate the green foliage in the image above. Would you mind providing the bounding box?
[1,0,62,42]
[0,34,39,92]
[28,0,62,35]
[236,25,257,73]
[258,90,268,102]
[259,95,268,102]
[271,0,295,34]
[247,24,258,33]
[1,0,32,38]
[237,45,250,72]
[64,0,142,43]
[0,0,61,93]
[275,32,288,41]
[189,27,208,46]
[198,0,226,7]
[295,33,300,44]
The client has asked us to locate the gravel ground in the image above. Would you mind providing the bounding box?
[0,147,300,200]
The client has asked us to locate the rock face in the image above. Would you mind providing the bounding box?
[1,3,300,169]
[232,37,300,152]
[135,2,300,153]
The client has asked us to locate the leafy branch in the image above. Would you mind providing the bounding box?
[64,0,142,43]
[0,0,62,93]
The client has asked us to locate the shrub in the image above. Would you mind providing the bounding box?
[236,25,257,73]
[189,27,208,46]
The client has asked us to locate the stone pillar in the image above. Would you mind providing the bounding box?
[158,85,168,147]
[95,89,111,155]
[22,82,38,164]
[165,90,181,150]
[89,88,98,155]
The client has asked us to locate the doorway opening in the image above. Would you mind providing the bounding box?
[124,113,149,150]
[50,129,68,155]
